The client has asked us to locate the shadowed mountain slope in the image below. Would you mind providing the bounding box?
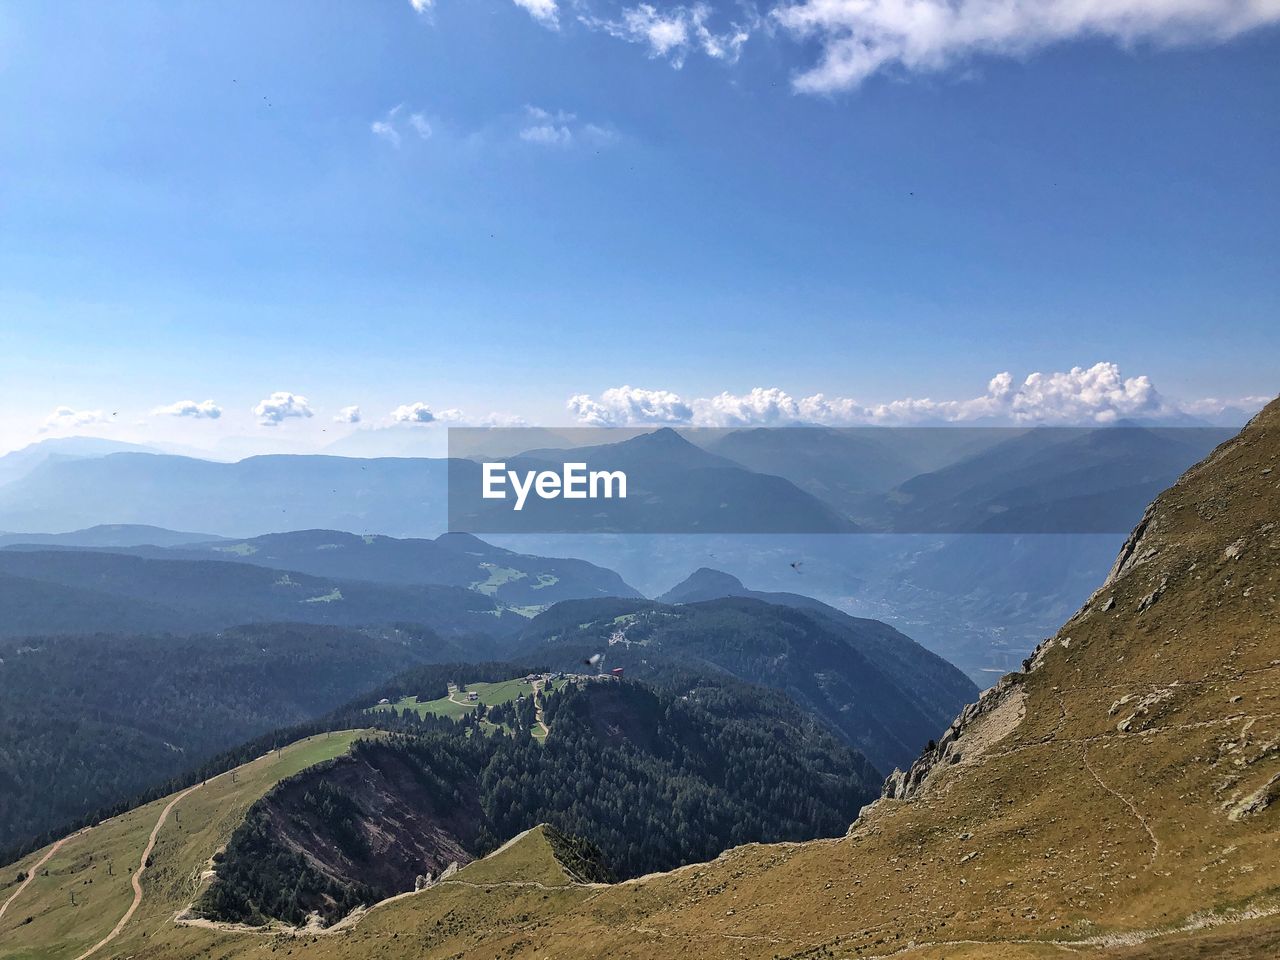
[517,594,974,773]
[0,624,475,853]
[657,566,978,735]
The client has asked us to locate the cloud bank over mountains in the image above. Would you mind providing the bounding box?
[22,364,1270,458]
[568,363,1272,427]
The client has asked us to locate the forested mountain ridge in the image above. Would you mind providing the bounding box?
[16,528,642,606]
[517,595,973,773]
[657,566,978,724]
[196,675,878,927]
[0,548,524,639]
[0,623,483,853]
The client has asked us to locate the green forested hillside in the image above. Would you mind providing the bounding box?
[519,596,972,773]
[199,675,878,927]
[656,566,978,724]
[0,623,477,854]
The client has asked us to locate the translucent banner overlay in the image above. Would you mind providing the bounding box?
[446,426,1232,534]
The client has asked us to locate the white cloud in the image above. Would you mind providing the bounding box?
[772,0,1280,94]
[391,402,437,424]
[581,122,620,144]
[371,105,433,146]
[254,392,314,426]
[408,0,557,25]
[408,112,433,140]
[518,105,613,146]
[513,0,559,24]
[335,405,362,424]
[1007,365,1159,424]
[371,104,403,147]
[739,364,1165,425]
[585,3,754,68]
[409,1,1279,96]
[521,123,574,145]
[383,404,523,427]
[1179,395,1273,417]
[568,363,1265,427]
[567,385,695,426]
[521,107,572,142]
[695,387,805,426]
[474,411,531,428]
[41,406,110,432]
[152,399,222,420]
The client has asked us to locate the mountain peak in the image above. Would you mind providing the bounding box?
[620,427,696,448]
[657,567,747,604]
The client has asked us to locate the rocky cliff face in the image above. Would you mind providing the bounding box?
[882,402,1279,814]
[879,671,1026,803]
[197,741,483,927]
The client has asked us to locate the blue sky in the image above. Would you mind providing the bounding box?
[0,1,1277,455]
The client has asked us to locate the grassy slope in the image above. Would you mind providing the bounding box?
[0,731,369,960]
[375,677,567,738]
[449,825,581,887]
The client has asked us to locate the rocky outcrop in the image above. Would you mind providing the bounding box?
[880,672,1027,803]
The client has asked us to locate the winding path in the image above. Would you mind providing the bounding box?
[71,782,201,960]
[531,679,550,738]
[1082,744,1162,864]
[0,832,78,924]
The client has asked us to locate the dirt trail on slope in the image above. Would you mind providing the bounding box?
[0,831,81,924]
[71,782,202,960]
[532,679,550,738]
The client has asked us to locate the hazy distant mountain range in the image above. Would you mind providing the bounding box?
[0,436,161,491]
[0,425,1231,537]
[0,450,451,537]
[14,529,641,607]
[0,424,1231,681]
[0,523,225,548]
[450,428,859,534]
